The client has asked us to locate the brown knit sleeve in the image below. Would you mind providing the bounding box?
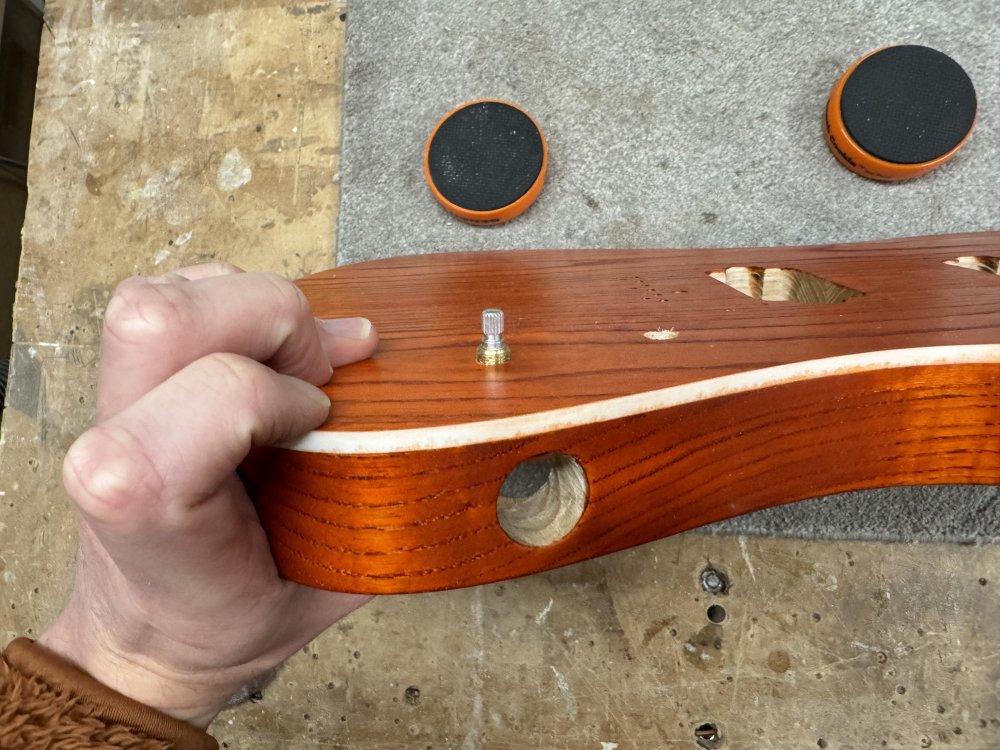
[1,638,219,750]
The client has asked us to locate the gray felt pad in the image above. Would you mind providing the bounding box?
[338,0,1000,544]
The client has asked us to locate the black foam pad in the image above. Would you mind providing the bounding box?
[840,45,977,165]
[427,101,544,212]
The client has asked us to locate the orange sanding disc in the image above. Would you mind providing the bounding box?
[824,45,977,181]
[424,100,547,225]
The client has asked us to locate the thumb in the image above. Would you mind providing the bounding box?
[64,353,329,551]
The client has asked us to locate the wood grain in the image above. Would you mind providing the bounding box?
[242,232,1000,593]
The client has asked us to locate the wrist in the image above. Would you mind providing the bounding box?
[40,606,237,729]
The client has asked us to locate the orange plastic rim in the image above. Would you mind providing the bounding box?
[824,48,977,182]
[423,99,548,225]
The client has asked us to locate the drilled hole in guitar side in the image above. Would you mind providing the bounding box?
[944,256,1000,276]
[709,267,863,304]
[497,453,588,547]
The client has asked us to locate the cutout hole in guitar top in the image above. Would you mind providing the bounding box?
[709,267,863,304]
[944,256,999,275]
[497,453,587,547]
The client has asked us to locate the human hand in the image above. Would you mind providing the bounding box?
[39,264,378,729]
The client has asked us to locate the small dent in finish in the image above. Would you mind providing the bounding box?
[644,328,678,341]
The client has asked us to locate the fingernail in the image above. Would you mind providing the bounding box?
[304,382,332,409]
[317,317,373,340]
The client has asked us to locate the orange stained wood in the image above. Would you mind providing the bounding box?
[242,232,1000,594]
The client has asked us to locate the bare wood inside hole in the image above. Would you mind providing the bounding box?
[497,454,588,547]
[709,266,863,304]
[945,255,1000,275]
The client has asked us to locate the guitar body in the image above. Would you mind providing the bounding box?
[242,232,1000,594]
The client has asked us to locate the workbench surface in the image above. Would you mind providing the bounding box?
[0,2,997,748]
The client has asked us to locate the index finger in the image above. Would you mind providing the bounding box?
[97,270,333,420]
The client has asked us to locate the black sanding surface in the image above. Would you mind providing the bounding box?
[840,45,977,164]
[427,101,544,212]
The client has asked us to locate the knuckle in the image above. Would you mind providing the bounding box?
[198,352,270,402]
[200,351,263,383]
[103,279,189,348]
[260,272,312,322]
[197,352,274,436]
[63,425,162,525]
